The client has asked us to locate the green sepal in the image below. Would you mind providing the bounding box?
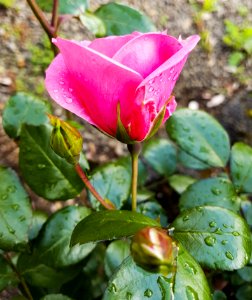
[116,102,133,144]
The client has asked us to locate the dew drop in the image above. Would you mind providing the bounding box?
[184,262,197,275]
[53,89,58,93]
[1,194,8,200]
[12,204,19,211]
[144,289,153,298]
[149,79,155,84]
[68,87,73,92]
[37,164,46,169]
[223,224,229,228]
[186,286,199,300]
[199,146,209,153]
[148,86,154,92]
[19,216,26,222]
[173,72,179,81]
[65,97,73,104]
[183,215,189,221]
[196,207,203,212]
[108,283,117,293]
[209,221,217,228]
[7,226,15,234]
[182,126,190,132]
[188,135,194,142]
[126,292,132,300]
[7,185,17,193]
[232,231,240,236]
[214,228,223,235]
[170,67,175,74]
[221,240,228,245]
[204,236,216,247]
[225,251,234,260]
[59,80,64,85]
[211,187,222,195]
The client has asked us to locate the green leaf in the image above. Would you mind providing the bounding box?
[28,210,48,240]
[27,206,95,268]
[236,284,252,300]
[213,290,227,300]
[168,174,196,194]
[71,210,161,246]
[41,295,73,300]
[173,244,211,300]
[79,11,106,37]
[166,109,230,167]
[137,201,168,227]
[172,206,251,270]
[143,138,177,177]
[103,246,211,300]
[19,124,85,200]
[2,93,50,139]
[0,166,32,251]
[179,177,240,212]
[228,51,245,67]
[237,266,252,282]
[230,142,252,193]
[0,255,18,292]
[89,159,131,209]
[37,0,88,14]
[104,240,130,277]
[178,148,210,170]
[94,3,156,36]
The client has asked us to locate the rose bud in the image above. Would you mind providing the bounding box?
[48,114,83,165]
[45,32,199,143]
[131,226,178,275]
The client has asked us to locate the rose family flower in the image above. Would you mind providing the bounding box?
[45,32,199,143]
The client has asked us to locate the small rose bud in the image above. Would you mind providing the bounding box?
[131,227,178,275]
[48,114,83,165]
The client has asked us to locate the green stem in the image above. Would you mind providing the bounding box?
[75,163,115,210]
[5,253,33,300]
[128,143,142,212]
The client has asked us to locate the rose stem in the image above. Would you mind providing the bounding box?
[127,143,142,212]
[75,163,115,210]
[51,0,59,29]
[5,253,33,300]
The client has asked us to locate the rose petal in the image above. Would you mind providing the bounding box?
[139,35,200,112]
[88,32,142,58]
[113,33,182,78]
[46,38,143,136]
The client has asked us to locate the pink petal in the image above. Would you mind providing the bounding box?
[138,35,200,112]
[162,96,177,124]
[113,33,182,78]
[46,38,143,136]
[88,32,142,58]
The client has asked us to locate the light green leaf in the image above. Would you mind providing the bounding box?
[172,206,251,270]
[37,0,88,14]
[166,109,230,167]
[0,254,18,292]
[168,174,196,194]
[79,11,106,37]
[0,166,32,251]
[71,210,160,246]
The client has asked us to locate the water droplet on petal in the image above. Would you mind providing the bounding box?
[204,236,216,247]
[148,86,154,92]
[225,251,234,260]
[173,72,179,81]
[149,79,155,84]
[170,67,175,74]
[65,97,73,104]
[68,87,73,92]
[144,289,153,297]
[59,80,64,85]
[53,89,58,93]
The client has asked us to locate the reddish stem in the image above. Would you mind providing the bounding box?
[51,0,59,29]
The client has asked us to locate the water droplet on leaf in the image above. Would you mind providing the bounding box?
[7,185,17,193]
[12,204,19,211]
[209,221,216,228]
[211,187,222,195]
[183,215,189,221]
[1,194,8,200]
[221,240,228,245]
[37,164,46,169]
[144,289,153,297]
[186,286,199,300]
[108,283,117,293]
[7,226,15,234]
[204,236,216,247]
[232,231,240,236]
[184,262,197,274]
[225,251,234,260]
[214,228,223,235]
[126,292,132,300]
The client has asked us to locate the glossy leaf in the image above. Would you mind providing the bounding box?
[104,240,130,277]
[89,159,131,209]
[36,0,88,14]
[230,142,252,193]
[179,177,240,212]
[94,3,156,36]
[0,167,32,251]
[71,210,160,246]
[172,206,251,270]
[28,210,48,240]
[166,109,230,167]
[178,148,210,170]
[0,254,18,292]
[2,92,50,139]
[143,138,177,177]
[27,206,95,268]
[79,12,106,37]
[19,124,85,200]
[137,201,168,227]
[173,244,211,300]
[168,174,196,194]
[237,266,252,282]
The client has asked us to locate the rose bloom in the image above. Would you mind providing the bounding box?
[45,32,199,143]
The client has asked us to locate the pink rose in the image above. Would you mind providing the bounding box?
[45,32,199,143]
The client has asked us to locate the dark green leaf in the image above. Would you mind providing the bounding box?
[172,206,251,270]
[71,210,160,246]
[137,201,168,227]
[41,295,73,300]
[0,255,18,292]
[168,174,196,194]
[241,201,252,226]
[19,124,84,200]
[236,284,252,300]
[230,142,252,193]
[28,210,48,240]
[89,159,131,209]
[94,3,156,36]
[179,177,240,212]
[173,244,211,300]
[0,166,32,251]
[104,240,130,277]
[143,138,177,177]
[213,290,227,300]
[2,93,50,139]
[178,148,210,170]
[238,266,252,282]
[166,109,230,167]
[37,0,88,14]
[79,11,106,37]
